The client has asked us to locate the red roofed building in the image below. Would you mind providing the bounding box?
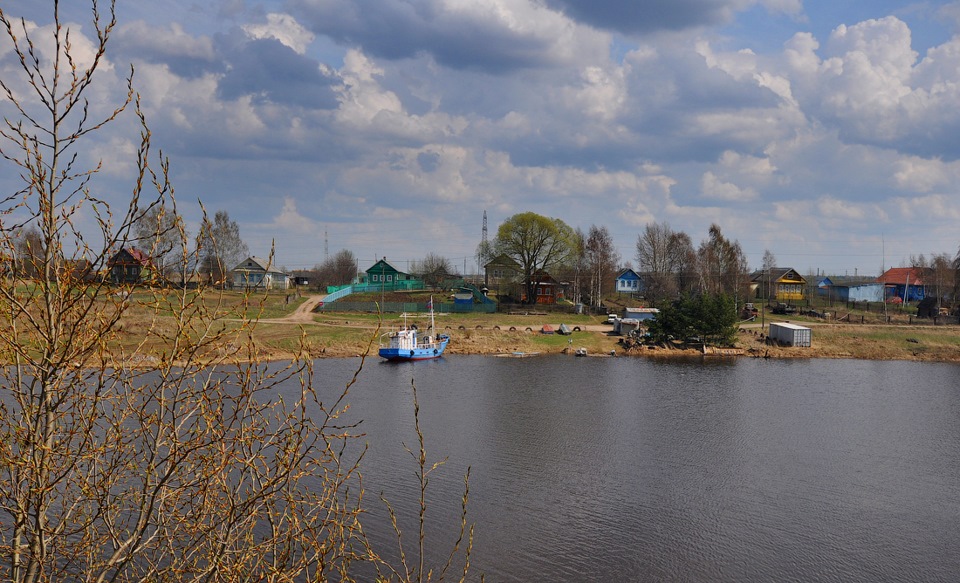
[877,267,929,303]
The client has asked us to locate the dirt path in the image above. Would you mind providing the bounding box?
[257,294,327,324]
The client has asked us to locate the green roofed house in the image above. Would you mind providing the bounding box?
[363,257,418,291]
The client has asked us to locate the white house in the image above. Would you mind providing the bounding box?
[231,256,290,290]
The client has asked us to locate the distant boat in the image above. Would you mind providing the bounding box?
[378,297,450,361]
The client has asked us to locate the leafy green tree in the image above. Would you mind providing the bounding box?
[494,212,575,304]
[648,293,738,346]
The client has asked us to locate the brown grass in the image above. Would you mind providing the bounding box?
[45,290,960,363]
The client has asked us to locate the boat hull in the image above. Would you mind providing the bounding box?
[378,337,449,361]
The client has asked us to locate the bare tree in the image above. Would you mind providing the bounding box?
[696,224,749,302]
[636,222,693,303]
[10,227,44,279]
[637,222,676,301]
[0,4,477,582]
[585,225,619,308]
[314,248,358,290]
[411,252,454,290]
[760,249,777,303]
[197,209,249,286]
[930,253,953,311]
[132,202,185,282]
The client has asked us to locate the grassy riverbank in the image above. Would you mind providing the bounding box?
[96,291,960,363]
[256,303,960,363]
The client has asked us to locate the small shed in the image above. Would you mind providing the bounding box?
[616,318,642,336]
[623,307,659,321]
[769,322,811,347]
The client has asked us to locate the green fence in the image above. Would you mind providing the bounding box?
[318,301,496,314]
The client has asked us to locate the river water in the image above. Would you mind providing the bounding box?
[305,355,960,582]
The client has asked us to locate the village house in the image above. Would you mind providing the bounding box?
[523,269,564,304]
[483,254,522,297]
[360,257,419,291]
[108,247,154,285]
[750,267,807,302]
[877,267,929,303]
[231,256,290,290]
[615,268,645,297]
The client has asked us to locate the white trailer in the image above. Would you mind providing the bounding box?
[769,322,812,347]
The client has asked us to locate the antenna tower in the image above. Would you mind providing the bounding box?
[481,210,488,247]
[477,211,488,277]
[324,228,329,261]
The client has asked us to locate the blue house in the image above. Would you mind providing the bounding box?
[878,267,928,303]
[616,269,644,296]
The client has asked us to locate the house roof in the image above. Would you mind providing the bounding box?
[877,267,928,285]
[530,269,557,284]
[110,247,152,266]
[484,254,520,269]
[616,268,640,280]
[818,274,878,286]
[233,256,285,274]
[366,258,406,275]
[750,267,806,283]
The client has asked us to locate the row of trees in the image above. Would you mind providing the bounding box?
[635,222,749,304]
[7,206,250,286]
[474,212,748,309]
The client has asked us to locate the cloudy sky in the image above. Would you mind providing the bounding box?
[3,1,960,276]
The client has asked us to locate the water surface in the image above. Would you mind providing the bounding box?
[307,356,960,582]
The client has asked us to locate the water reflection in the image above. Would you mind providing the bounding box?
[310,355,960,582]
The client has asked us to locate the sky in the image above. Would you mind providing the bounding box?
[3,0,960,277]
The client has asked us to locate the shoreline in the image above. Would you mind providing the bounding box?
[256,320,960,364]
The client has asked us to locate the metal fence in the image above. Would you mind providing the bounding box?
[318,301,496,314]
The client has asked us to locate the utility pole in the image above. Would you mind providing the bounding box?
[477,210,488,280]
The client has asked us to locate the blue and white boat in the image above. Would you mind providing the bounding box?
[378,298,450,361]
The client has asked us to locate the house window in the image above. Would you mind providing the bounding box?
[387,275,392,282]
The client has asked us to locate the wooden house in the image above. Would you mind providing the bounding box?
[362,257,418,291]
[877,267,929,303]
[750,267,807,302]
[108,247,154,285]
[483,254,522,298]
[615,269,644,296]
[231,256,290,290]
[523,270,563,305]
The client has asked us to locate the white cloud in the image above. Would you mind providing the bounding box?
[701,171,758,201]
[892,157,952,192]
[268,196,317,233]
[816,197,867,220]
[243,13,315,54]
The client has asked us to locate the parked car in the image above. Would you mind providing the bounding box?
[606,314,618,324]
